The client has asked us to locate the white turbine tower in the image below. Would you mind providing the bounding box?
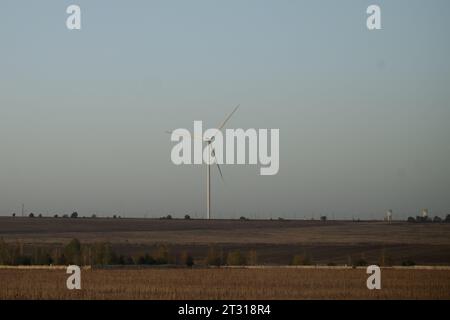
[168,105,240,220]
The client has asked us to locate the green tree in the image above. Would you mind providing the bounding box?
[90,242,117,265]
[64,238,82,265]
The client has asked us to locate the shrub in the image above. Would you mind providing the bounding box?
[16,255,32,265]
[291,253,312,266]
[206,246,223,266]
[135,255,146,265]
[379,249,394,267]
[407,217,415,223]
[133,253,156,265]
[70,212,78,219]
[57,254,67,265]
[153,244,170,264]
[0,238,11,265]
[247,250,258,266]
[0,242,28,265]
[144,253,156,265]
[352,258,368,267]
[226,250,247,266]
[402,260,416,266]
[118,255,134,265]
[32,247,53,265]
[28,213,34,218]
[184,214,191,220]
[180,251,194,267]
[416,216,431,223]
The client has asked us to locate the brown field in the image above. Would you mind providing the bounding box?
[1,267,449,300]
[1,217,450,265]
[2,218,450,300]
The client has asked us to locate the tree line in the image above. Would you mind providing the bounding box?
[0,239,175,266]
[407,214,450,223]
[0,239,260,267]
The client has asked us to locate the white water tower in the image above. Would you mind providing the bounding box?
[386,210,393,223]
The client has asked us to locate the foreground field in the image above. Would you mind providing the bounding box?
[1,218,450,265]
[1,267,449,300]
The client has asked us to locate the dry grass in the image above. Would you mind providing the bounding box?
[1,268,449,300]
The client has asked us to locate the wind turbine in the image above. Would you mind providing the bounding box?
[167,105,240,220]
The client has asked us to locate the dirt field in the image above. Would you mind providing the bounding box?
[1,217,450,265]
[0,267,449,300]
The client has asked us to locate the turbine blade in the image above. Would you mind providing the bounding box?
[217,105,240,131]
[216,163,224,182]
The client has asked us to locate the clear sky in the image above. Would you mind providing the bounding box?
[0,0,449,219]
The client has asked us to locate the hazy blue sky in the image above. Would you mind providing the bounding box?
[0,0,449,219]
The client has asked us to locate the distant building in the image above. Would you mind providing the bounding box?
[422,209,429,218]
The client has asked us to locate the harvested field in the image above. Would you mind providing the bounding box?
[1,218,450,265]
[0,267,449,300]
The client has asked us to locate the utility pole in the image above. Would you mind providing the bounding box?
[21,204,24,217]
